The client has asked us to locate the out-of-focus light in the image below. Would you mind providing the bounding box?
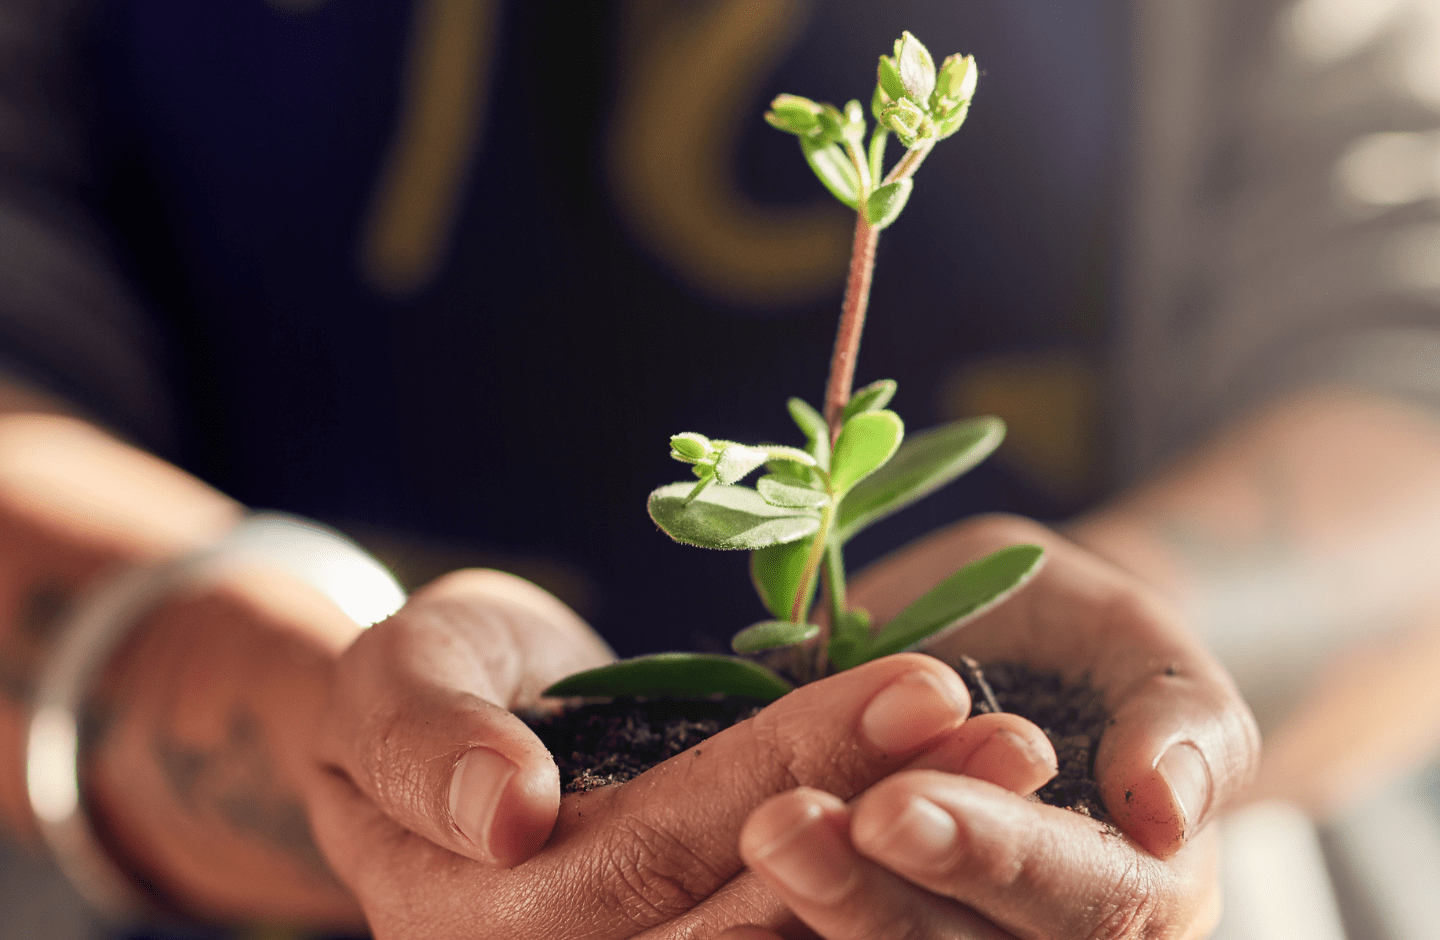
[1335,131,1440,208]
[26,706,78,824]
[1284,0,1407,64]
[228,515,406,626]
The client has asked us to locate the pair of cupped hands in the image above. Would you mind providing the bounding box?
[308,515,1260,940]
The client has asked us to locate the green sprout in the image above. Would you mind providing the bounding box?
[546,32,1043,702]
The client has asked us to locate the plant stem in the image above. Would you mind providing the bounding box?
[821,141,936,445]
[819,541,846,677]
[789,499,834,627]
[823,214,878,444]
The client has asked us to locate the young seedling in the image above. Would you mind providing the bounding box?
[546,31,1043,702]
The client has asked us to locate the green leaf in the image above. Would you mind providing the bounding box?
[828,608,873,671]
[863,178,913,229]
[801,137,861,209]
[841,379,897,422]
[751,535,817,621]
[757,444,817,468]
[731,620,819,654]
[713,442,769,485]
[650,482,820,550]
[867,127,888,184]
[836,416,1005,543]
[866,545,1045,660]
[830,410,904,495]
[876,54,906,105]
[786,397,831,470]
[543,653,793,701]
[756,474,828,509]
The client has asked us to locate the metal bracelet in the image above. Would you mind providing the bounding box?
[23,512,405,920]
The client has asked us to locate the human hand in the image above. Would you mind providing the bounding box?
[307,569,1059,938]
[722,514,1258,939]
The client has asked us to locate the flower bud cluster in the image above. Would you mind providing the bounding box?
[670,433,816,489]
[871,32,977,148]
[765,94,866,150]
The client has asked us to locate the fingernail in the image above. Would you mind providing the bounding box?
[750,800,857,904]
[962,729,1057,787]
[448,747,517,862]
[1157,742,1211,837]
[861,796,957,867]
[861,669,967,754]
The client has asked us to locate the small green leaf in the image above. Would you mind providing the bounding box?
[867,127,888,183]
[786,397,831,470]
[895,31,936,103]
[830,410,904,495]
[876,54,906,105]
[756,474,828,509]
[836,416,1005,543]
[650,482,820,550]
[670,432,712,462]
[842,379,898,421]
[751,535,818,621]
[543,653,793,701]
[863,178,913,229]
[713,442,769,485]
[866,545,1045,660]
[758,444,817,468]
[731,620,820,654]
[800,138,861,209]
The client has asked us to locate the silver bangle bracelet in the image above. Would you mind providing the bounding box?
[23,512,405,920]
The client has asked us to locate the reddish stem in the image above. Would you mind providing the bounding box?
[823,215,879,445]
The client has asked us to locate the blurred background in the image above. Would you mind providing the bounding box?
[3,0,1440,936]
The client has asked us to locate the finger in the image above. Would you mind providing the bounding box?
[713,929,785,940]
[319,569,611,866]
[739,788,1017,940]
[1091,610,1261,857]
[538,653,973,933]
[849,770,1222,940]
[850,515,1259,857]
[640,714,1054,940]
[910,711,1057,796]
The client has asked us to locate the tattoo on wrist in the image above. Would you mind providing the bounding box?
[1,583,76,705]
[152,706,339,886]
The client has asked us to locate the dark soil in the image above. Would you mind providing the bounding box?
[957,661,1110,822]
[529,661,1109,821]
[529,697,765,792]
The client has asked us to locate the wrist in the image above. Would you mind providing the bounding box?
[26,514,401,927]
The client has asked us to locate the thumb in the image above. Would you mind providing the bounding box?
[316,569,612,867]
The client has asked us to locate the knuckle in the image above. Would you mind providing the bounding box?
[747,705,807,791]
[592,817,729,929]
[951,823,1025,888]
[353,698,426,812]
[749,693,873,796]
[1084,860,1164,940]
